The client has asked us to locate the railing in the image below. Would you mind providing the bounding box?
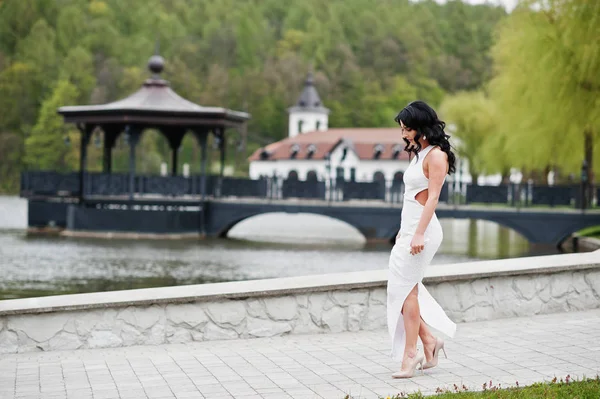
[20,171,597,208]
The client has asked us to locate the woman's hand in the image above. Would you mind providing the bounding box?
[410,233,425,255]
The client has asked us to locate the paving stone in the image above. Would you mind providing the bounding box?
[0,310,598,398]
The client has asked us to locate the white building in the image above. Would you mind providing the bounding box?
[249,72,473,186]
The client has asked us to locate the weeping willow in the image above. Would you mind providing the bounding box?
[440,91,498,184]
[489,0,600,181]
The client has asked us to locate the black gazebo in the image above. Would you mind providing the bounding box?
[20,54,253,237]
[58,54,249,203]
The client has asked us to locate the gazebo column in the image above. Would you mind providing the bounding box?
[193,129,209,202]
[193,128,209,236]
[165,129,186,177]
[212,127,226,180]
[77,123,94,204]
[101,125,120,174]
[234,122,247,173]
[126,126,142,201]
[171,147,178,177]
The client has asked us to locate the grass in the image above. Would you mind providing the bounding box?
[577,225,600,239]
[464,202,597,210]
[446,201,595,211]
[342,376,600,399]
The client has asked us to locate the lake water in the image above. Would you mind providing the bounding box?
[0,196,558,299]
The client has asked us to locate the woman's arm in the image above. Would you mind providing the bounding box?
[410,149,448,255]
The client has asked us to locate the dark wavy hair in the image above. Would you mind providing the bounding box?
[394,100,456,175]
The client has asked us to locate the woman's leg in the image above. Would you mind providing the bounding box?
[401,284,420,369]
[419,317,437,362]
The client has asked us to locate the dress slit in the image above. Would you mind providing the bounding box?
[387,219,456,362]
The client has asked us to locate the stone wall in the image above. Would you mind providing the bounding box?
[0,251,598,354]
[0,289,387,354]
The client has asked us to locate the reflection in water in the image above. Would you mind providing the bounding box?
[0,198,559,300]
[498,226,510,259]
[439,218,533,259]
[468,219,478,258]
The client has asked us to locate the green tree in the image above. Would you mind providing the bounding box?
[55,6,87,54]
[24,81,80,171]
[489,0,600,179]
[0,62,38,130]
[0,132,24,193]
[0,62,39,193]
[60,47,96,103]
[440,91,497,185]
[15,19,58,95]
[0,0,509,192]
[0,0,58,54]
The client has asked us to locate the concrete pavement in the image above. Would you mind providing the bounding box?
[1,309,599,399]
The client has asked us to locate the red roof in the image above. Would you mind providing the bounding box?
[249,128,410,161]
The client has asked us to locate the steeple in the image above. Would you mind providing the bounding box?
[287,71,330,138]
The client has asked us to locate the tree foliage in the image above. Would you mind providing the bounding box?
[489,0,600,181]
[24,80,80,171]
[440,91,498,184]
[0,0,506,192]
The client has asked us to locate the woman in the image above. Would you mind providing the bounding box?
[387,101,457,378]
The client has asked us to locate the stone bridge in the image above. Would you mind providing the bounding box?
[205,200,600,246]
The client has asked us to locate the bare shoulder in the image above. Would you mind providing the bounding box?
[427,147,448,165]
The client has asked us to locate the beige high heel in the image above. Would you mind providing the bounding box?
[392,352,425,379]
[422,337,447,370]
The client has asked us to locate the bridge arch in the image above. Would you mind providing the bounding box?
[217,211,366,242]
[435,210,599,246]
[208,202,399,242]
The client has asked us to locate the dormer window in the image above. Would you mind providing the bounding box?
[307,144,317,159]
[340,147,348,162]
[260,149,271,160]
[374,144,385,159]
[290,143,300,159]
[392,144,403,159]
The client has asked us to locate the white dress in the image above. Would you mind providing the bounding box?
[387,145,456,362]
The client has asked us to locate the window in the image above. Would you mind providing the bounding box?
[288,170,299,180]
[298,120,304,134]
[260,149,270,160]
[340,148,348,162]
[290,143,300,158]
[374,144,385,159]
[306,170,318,181]
[392,144,403,159]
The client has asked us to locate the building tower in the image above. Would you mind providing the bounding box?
[287,72,330,138]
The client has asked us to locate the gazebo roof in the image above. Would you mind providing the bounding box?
[58,55,250,127]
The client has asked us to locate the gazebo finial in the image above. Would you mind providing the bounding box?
[148,39,164,78]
